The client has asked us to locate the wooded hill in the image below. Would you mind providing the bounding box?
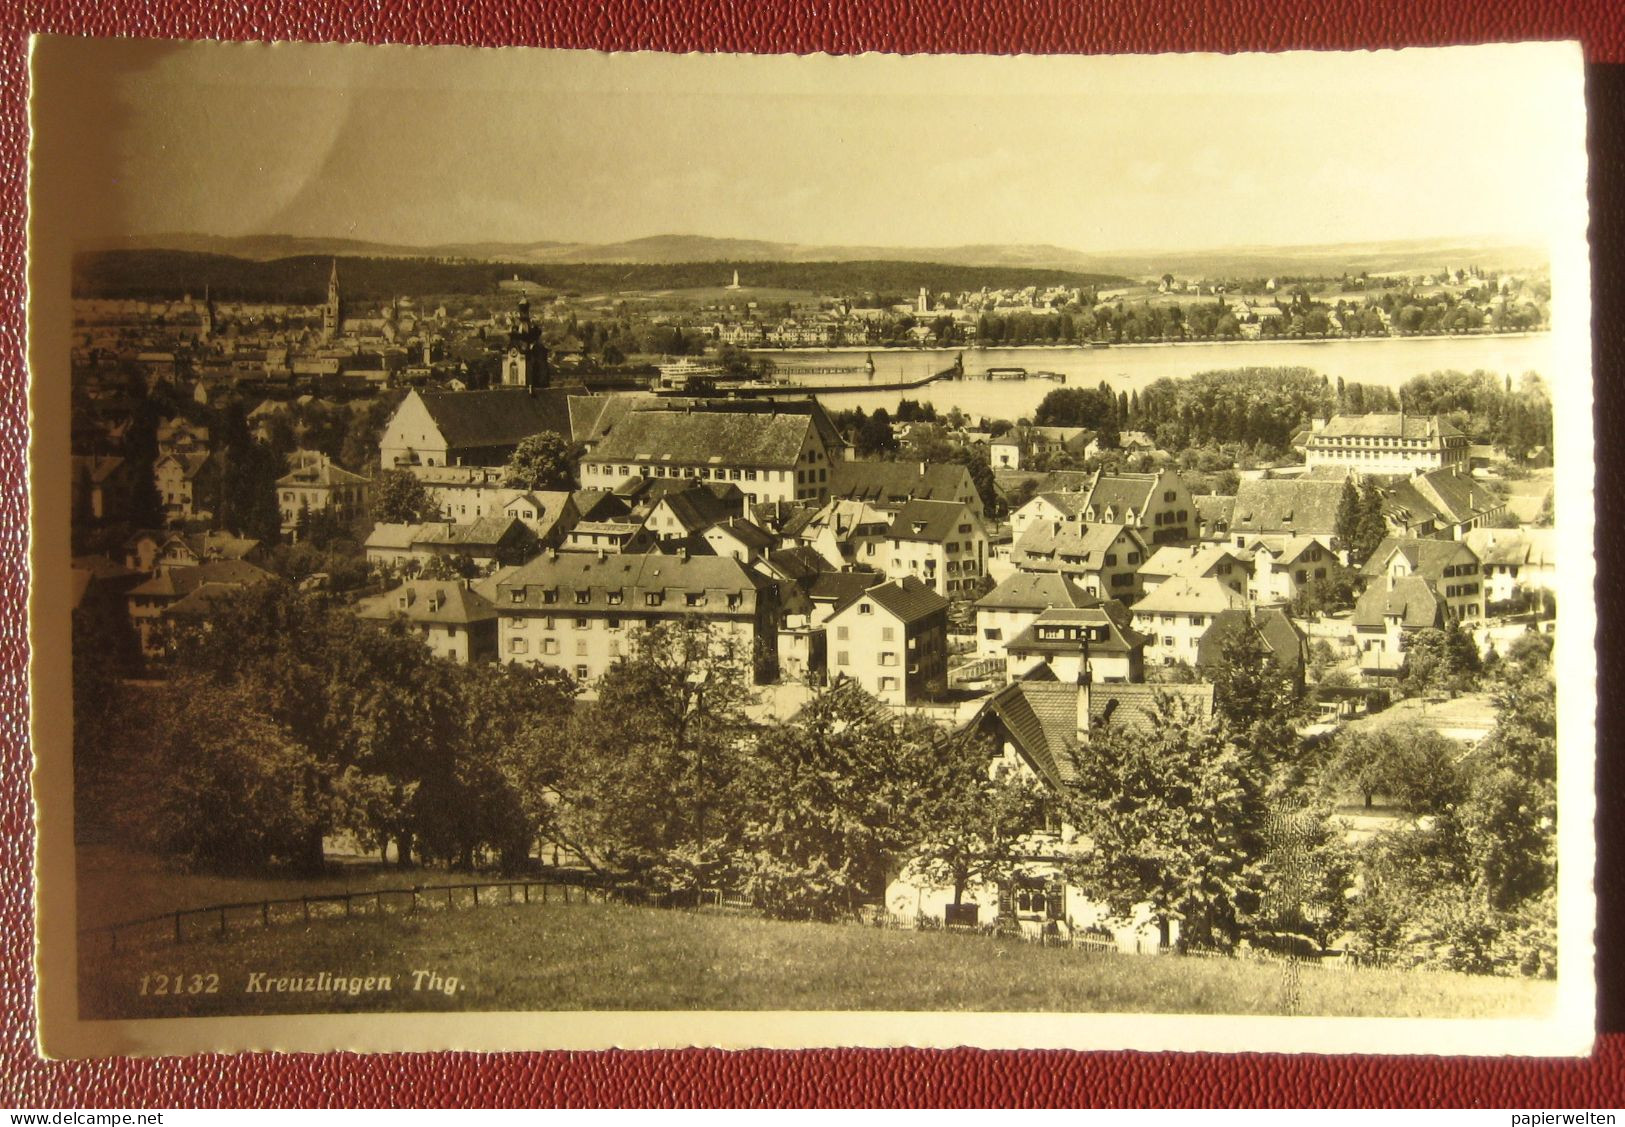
[71,250,1128,304]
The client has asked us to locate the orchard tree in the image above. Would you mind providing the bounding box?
[559,618,757,893]
[907,725,1047,911]
[1058,692,1269,949]
[737,682,936,921]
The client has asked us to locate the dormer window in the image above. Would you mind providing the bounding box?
[575,591,590,604]
[686,592,705,607]
[509,589,525,604]
[607,589,623,606]
[542,588,559,604]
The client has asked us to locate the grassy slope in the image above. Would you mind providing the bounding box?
[78,896,1554,1021]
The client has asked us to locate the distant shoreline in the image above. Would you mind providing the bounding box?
[750,330,1551,357]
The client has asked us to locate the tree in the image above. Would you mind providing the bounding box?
[907,726,1046,911]
[1201,615,1312,792]
[504,432,577,492]
[372,468,439,524]
[1401,620,1480,698]
[1351,483,1389,563]
[737,683,937,921]
[559,619,757,893]
[1334,479,1361,553]
[1058,692,1268,949]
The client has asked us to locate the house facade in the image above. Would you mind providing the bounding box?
[824,575,949,706]
[378,387,576,470]
[491,549,780,684]
[1009,520,1147,603]
[1129,576,1250,666]
[1303,412,1469,476]
[354,580,499,663]
[1361,537,1485,623]
[277,452,371,539]
[972,570,1101,660]
[884,499,988,599]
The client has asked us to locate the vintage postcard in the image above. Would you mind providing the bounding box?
[27,39,1595,1057]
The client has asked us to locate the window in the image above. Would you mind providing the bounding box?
[607,617,621,631]
[881,626,894,641]
[686,592,705,607]
[607,590,623,606]
[508,616,525,629]
[879,676,898,692]
[1190,615,1206,627]
[836,651,850,666]
[1104,554,1116,566]
[836,626,849,641]
[509,637,529,655]
[575,591,590,604]
[879,652,898,666]
[958,523,972,534]
[542,588,558,604]
[646,592,663,607]
[542,616,556,630]
[575,665,589,680]
[745,469,758,482]
[576,639,588,656]
[1163,635,1175,647]
[510,590,525,604]
[726,594,741,609]
[573,617,588,630]
[858,603,872,615]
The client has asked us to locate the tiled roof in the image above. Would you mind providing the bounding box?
[1232,479,1347,536]
[828,460,971,507]
[1352,574,1444,630]
[1360,537,1479,581]
[354,580,497,625]
[1130,575,1249,616]
[1005,607,1144,655]
[571,489,628,521]
[1194,494,1235,529]
[654,486,740,534]
[130,560,273,599]
[850,575,950,625]
[365,522,427,551]
[441,515,532,549]
[1312,413,1464,441]
[1271,536,1324,566]
[974,571,1099,612]
[1028,491,1093,519]
[978,681,1215,790]
[708,517,777,552]
[585,405,815,468]
[887,498,973,543]
[1389,469,1494,527]
[495,550,770,613]
[417,388,575,451]
[277,456,371,488]
[759,546,832,585]
[1011,521,1137,571]
[1141,544,1251,580]
[1082,471,1161,516]
[1195,607,1307,673]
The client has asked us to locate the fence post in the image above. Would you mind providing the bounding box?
[523,883,530,904]
[411,887,418,913]
[302,897,310,925]
[174,911,182,945]
[218,907,227,937]
[473,885,480,906]
[262,901,270,928]
[376,891,383,916]
[447,887,453,910]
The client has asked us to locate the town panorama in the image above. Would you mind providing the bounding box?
[68,244,1560,1019]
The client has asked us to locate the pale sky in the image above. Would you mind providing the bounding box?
[32,39,1584,254]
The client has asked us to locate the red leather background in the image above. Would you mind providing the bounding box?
[4,0,1623,1107]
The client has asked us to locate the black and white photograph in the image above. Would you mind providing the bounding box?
[27,39,1595,1056]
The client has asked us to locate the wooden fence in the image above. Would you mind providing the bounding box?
[81,877,644,955]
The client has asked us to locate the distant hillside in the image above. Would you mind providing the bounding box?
[70,250,1127,303]
[83,232,1548,280]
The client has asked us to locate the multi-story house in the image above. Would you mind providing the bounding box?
[577,400,845,506]
[1010,469,1196,546]
[784,498,893,572]
[354,580,499,664]
[1361,537,1485,623]
[126,559,274,657]
[1009,520,1147,603]
[1195,607,1308,690]
[824,576,949,706]
[378,387,577,470]
[1383,468,1506,540]
[1463,527,1556,608]
[154,450,221,525]
[276,452,371,540]
[972,571,1101,660]
[1229,478,1347,549]
[1129,576,1250,666]
[828,460,985,520]
[884,499,988,599]
[1002,604,1145,684]
[1303,412,1469,476]
[1250,536,1337,605]
[1139,543,1252,600]
[563,520,656,555]
[491,549,780,684]
[1352,574,1447,675]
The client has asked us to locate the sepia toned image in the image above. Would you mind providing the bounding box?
[27,39,1595,1057]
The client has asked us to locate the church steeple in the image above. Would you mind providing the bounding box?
[322,259,341,341]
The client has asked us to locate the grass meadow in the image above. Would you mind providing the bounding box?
[77,886,1556,1021]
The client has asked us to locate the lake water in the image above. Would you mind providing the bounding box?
[751,334,1554,421]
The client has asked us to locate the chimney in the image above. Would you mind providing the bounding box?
[1075,632,1093,744]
